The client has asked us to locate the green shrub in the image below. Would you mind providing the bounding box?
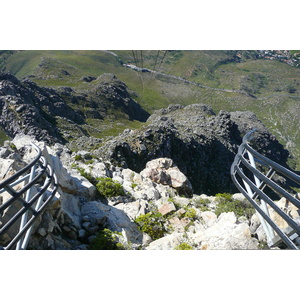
[8,142,17,150]
[70,162,77,168]
[183,207,197,220]
[74,154,83,161]
[96,177,125,197]
[135,211,166,240]
[215,193,255,219]
[131,183,138,189]
[194,197,211,211]
[85,159,94,164]
[215,193,232,201]
[89,228,124,250]
[174,242,194,250]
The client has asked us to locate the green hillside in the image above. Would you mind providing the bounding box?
[1,50,300,168]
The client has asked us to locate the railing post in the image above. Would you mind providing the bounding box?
[247,150,275,243]
[231,129,300,249]
[1,143,58,250]
[16,163,37,250]
[19,193,45,250]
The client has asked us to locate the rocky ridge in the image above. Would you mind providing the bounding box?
[1,134,297,250]
[0,72,149,144]
[94,103,289,195]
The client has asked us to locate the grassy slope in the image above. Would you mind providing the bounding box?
[1,50,300,168]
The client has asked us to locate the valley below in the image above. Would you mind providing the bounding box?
[1,50,300,250]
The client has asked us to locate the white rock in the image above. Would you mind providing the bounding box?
[158,201,176,216]
[217,211,237,225]
[115,201,141,221]
[0,158,16,180]
[112,175,124,185]
[78,229,87,238]
[255,224,267,242]
[122,169,136,182]
[172,196,190,207]
[90,162,109,178]
[201,211,217,227]
[81,201,143,245]
[144,187,161,201]
[140,158,193,196]
[190,212,258,250]
[38,228,47,237]
[232,193,248,204]
[269,197,300,229]
[60,193,82,229]
[146,232,184,250]
[250,213,261,234]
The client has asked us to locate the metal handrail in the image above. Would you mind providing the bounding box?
[0,143,58,250]
[231,129,300,249]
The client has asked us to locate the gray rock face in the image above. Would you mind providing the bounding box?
[95,104,289,195]
[0,72,150,145]
[92,73,150,122]
[0,72,82,144]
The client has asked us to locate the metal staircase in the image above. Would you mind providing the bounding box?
[0,143,58,250]
[231,129,300,249]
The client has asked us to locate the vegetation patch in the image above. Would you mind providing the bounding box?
[215,193,255,219]
[89,228,124,250]
[135,211,167,240]
[174,242,194,250]
[194,197,211,211]
[183,207,197,220]
[74,154,83,161]
[96,177,125,198]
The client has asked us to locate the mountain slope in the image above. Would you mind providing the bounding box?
[1,50,300,168]
[0,71,149,144]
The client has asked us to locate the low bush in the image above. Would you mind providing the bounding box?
[89,228,124,250]
[183,207,197,220]
[194,197,211,211]
[135,211,167,240]
[215,193,255,219]
[174,242,194,250]
[96,177,125,198]
[74,154,83,161]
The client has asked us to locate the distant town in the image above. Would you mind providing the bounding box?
[256,50,300,67]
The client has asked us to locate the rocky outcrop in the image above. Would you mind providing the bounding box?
[140,158,193,197]
[0,72,150,145]
[0,134,263,250]
[91,73,150,122]
[94,104,289,195]
[0,72,83,144]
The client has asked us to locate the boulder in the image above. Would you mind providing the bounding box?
[140,158,193,197]
[146,232,184,250]
[190,212,259,250]
[158,201,176,216]
[201,211,217,227]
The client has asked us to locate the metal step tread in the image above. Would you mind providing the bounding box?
[271,225,299,248]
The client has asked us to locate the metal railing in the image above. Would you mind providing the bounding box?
[0,143,58,250]
[231,129,300,249]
